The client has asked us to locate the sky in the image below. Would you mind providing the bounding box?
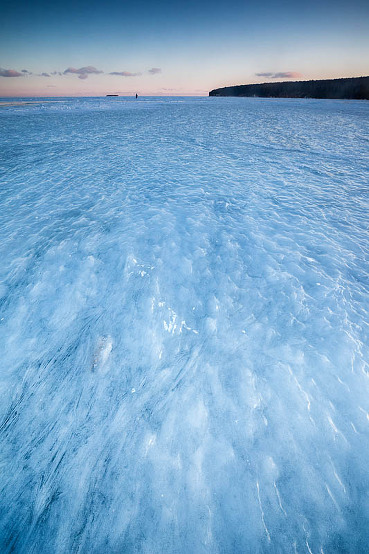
[0,0,368,96]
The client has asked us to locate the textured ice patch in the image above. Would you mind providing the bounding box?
[92,335,113,373]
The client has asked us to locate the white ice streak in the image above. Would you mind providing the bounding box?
[92,335,113,372]
[256,480,271,542]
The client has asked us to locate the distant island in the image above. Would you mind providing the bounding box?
[209,76,369,100]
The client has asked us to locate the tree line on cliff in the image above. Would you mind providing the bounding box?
[209,76,369,99]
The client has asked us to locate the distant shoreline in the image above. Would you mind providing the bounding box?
[0,100,67,107]
[209,76,369,100]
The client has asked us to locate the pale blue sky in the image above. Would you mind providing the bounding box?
[1,0,368,96]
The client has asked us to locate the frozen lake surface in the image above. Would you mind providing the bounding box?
[1,96,369,553]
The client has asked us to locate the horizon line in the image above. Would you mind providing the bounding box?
[0,93,208,99]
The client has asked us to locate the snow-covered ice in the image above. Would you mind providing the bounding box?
[0,96,369,552]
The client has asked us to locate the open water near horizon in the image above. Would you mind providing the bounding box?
[0,96,369,553]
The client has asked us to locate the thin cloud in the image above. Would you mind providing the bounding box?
[51,71,63,76]
[109,71,142,77]
[273,72,302,79]
[256,71,302,80]
[63,66,103,79]
[148,67,161,75]
[38,72,50,77]
[0,68,23,77]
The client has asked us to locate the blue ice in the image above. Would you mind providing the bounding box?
[0,96,369,552]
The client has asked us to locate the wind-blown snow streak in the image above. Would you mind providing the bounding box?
[0,97,369,552]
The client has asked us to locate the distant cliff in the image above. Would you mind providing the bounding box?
[209,76,369,100]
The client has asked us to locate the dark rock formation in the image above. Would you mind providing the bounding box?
[209,76,369,100]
